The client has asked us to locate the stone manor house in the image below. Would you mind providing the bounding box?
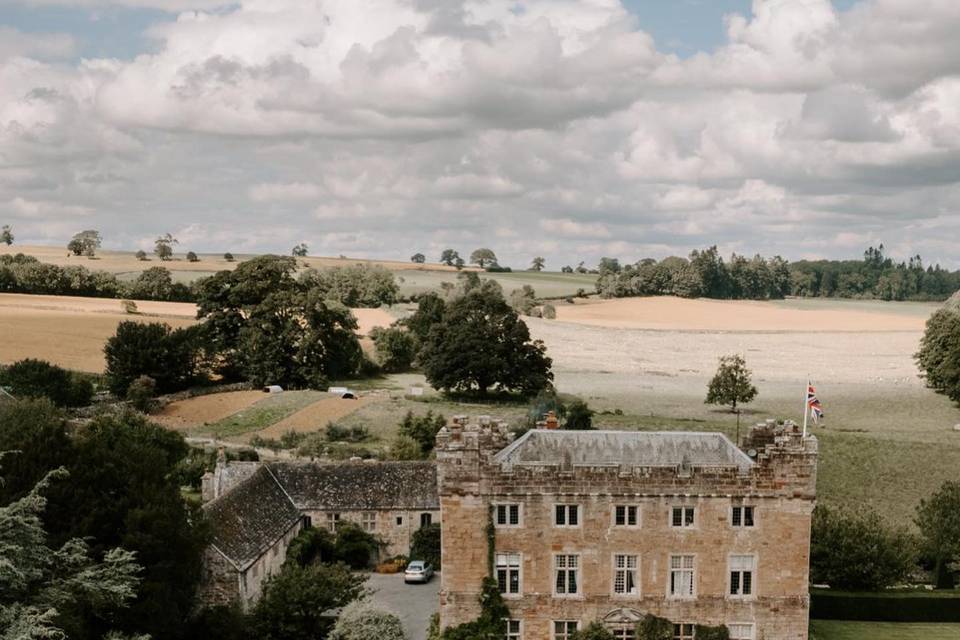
[436,418,818,640]
[197,458,440,607]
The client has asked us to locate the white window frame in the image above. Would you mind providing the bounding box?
[670,505,695,529]
[612,553,639,596]
[728,623,755,640]
[731,505,756,528]
[326,512,341,532]
[611,628,636,640]
[728,554,757,599]
[552,620,580,640]
[494,503,522,528]
[553,554,580,597]
[495,552,522,597]
[555,504,580,528]
[505,619,522,640]
[668,554,696,599]
[672,623,695,640]
[613,504,640,528]
[361,512,377,532]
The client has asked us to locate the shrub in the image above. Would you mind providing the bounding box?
[329,602,407,640]
[135,249,147,261]
[694,625,730,640]
[409,522,441,570]
[186,251,200,262]
[121,299,138,314]
[636,614,673,640]
[334,522,382,569]
[571,622,615,640]
[325,422,370,443]
[389,435,424,461]
[811,505,917,590]
[397,410,446,455]
[0,358,93,407]
[542,303,557,319]
[224,252,235,262]
[564,399,594,430]
[299,264,399,307]
[286,527,336,567]
[810,589,960,622]
[916,302,960,406]
[126,375,157,412]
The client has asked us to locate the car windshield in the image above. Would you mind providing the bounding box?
[408,562,424,570]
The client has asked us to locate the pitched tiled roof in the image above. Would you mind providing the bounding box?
[203,466,301,571]
[493,430,753,469]
[269,461,439,511]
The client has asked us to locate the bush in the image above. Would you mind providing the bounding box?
[564,399,594,430]
[397,410,446,455]
[810,589,960,622]
[694,625,729,640]
[334,522,382,569]
[572,622,615,640]
[371,326,417,372]
[121,299,138,314]
[224,252,235,262]
[135,250,147,261]
[186,251,200,262]
[542,303,556,319]
[389,435,424,461]
[126,375,157,412]
[916,302,960,406]
[811,505,917,590]
[0,358,94,407]
[299,264,399,307]
[330,602,407,640]
[409,522,441,569]
[636,614,672,640]
[287,527,336,567]
[325,422,370,443]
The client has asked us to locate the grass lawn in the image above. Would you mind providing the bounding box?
[202,390,328,438]
[809,620,960,639]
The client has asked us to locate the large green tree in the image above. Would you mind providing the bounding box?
[0,466,142,640]
[67,230,102,257]
[419,286,552,397]
[104,321,204,396]
[916,293,960,406]
[916,481,960,588]
[469,248,497,268]
[0,358,93,407]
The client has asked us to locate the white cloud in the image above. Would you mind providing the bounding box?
[0,0,959,268]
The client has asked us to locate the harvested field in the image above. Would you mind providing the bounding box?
[554,295,936,332]
[154,390,267,430]
[0,293,196,372]
[253,395,377,438]
[0,293,391,372]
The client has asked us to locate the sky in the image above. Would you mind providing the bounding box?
[1,0,958,269]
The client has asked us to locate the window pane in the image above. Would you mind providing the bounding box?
[497,505,507,525]
[569,506,578,526]
[568,570,577,594]
[684,508,694,526]
[556,505,565,525]
[628,506,637,526]
[732,506,742,526]
[616,506,625,526]
[730,572,740,595]
[672,508,682,527]
[744,506,754,527]
[743,571,752,595]
[510,505,519,525]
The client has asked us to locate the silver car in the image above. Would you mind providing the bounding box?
[404,560,434,584]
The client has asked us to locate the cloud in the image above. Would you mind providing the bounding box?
[0,0,959,269]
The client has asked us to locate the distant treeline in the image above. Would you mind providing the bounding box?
[0,253,399,306]
[596,245,960,302]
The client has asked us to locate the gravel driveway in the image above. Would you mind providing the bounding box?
[365,571,440,640]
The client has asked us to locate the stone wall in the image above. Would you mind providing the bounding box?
[304,507,440,559]
[196,547,240,608]
[438,421,817,640]
[238,518,304,607]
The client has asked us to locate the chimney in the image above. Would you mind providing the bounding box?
[544,411,559,430]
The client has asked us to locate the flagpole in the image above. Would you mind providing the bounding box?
[802,379,808,438]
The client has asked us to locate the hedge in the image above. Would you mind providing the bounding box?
[811,588,960,622]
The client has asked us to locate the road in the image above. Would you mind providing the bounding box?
[365,571,440,639]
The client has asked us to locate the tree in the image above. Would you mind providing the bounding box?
[67,230,102,257]
[127,266,177,300]
[292,243,309,257]
[470,248,497,268]
[299,264,399,307]
[410,253,426,264]
[1,224,12,245]
[252,563,366,640]
[0,399,73,506]
[135,250,147,261]
[333,522,381,569]
[409,522,441,570]
[635,614,673,640]
[0,467,142,640]
[403,293,446,344]
[705,354,758,412]
[329,602,407,640]
[508,285,537,315]
[186,251,199,262]
[238,289,362,388]
[598,257,621,274]
[0,358,93,407]
[104,321,204,396]
[916,295,960,406]
[420,286,553,397]
[370,326,417,373]
[397,410,446,455]
[811,505,916,590]
[224,252,235,262]
[154,233,177,260]
[388,435,423,461]
[561,265,573,273]
[916,481,960,588]
[530,257,545,272]
[126,375,157,412]
[563,399,594,430]
[439,249,460,267]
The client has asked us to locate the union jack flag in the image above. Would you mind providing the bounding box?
[806,383,824,424]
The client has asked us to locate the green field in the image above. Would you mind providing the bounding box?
[810,621,960,639]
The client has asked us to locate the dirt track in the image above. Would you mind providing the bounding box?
[154,390,267,430]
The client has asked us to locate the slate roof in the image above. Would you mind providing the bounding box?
[203,466,301,571]
[268,461,439,511]
[492,429,753,470]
